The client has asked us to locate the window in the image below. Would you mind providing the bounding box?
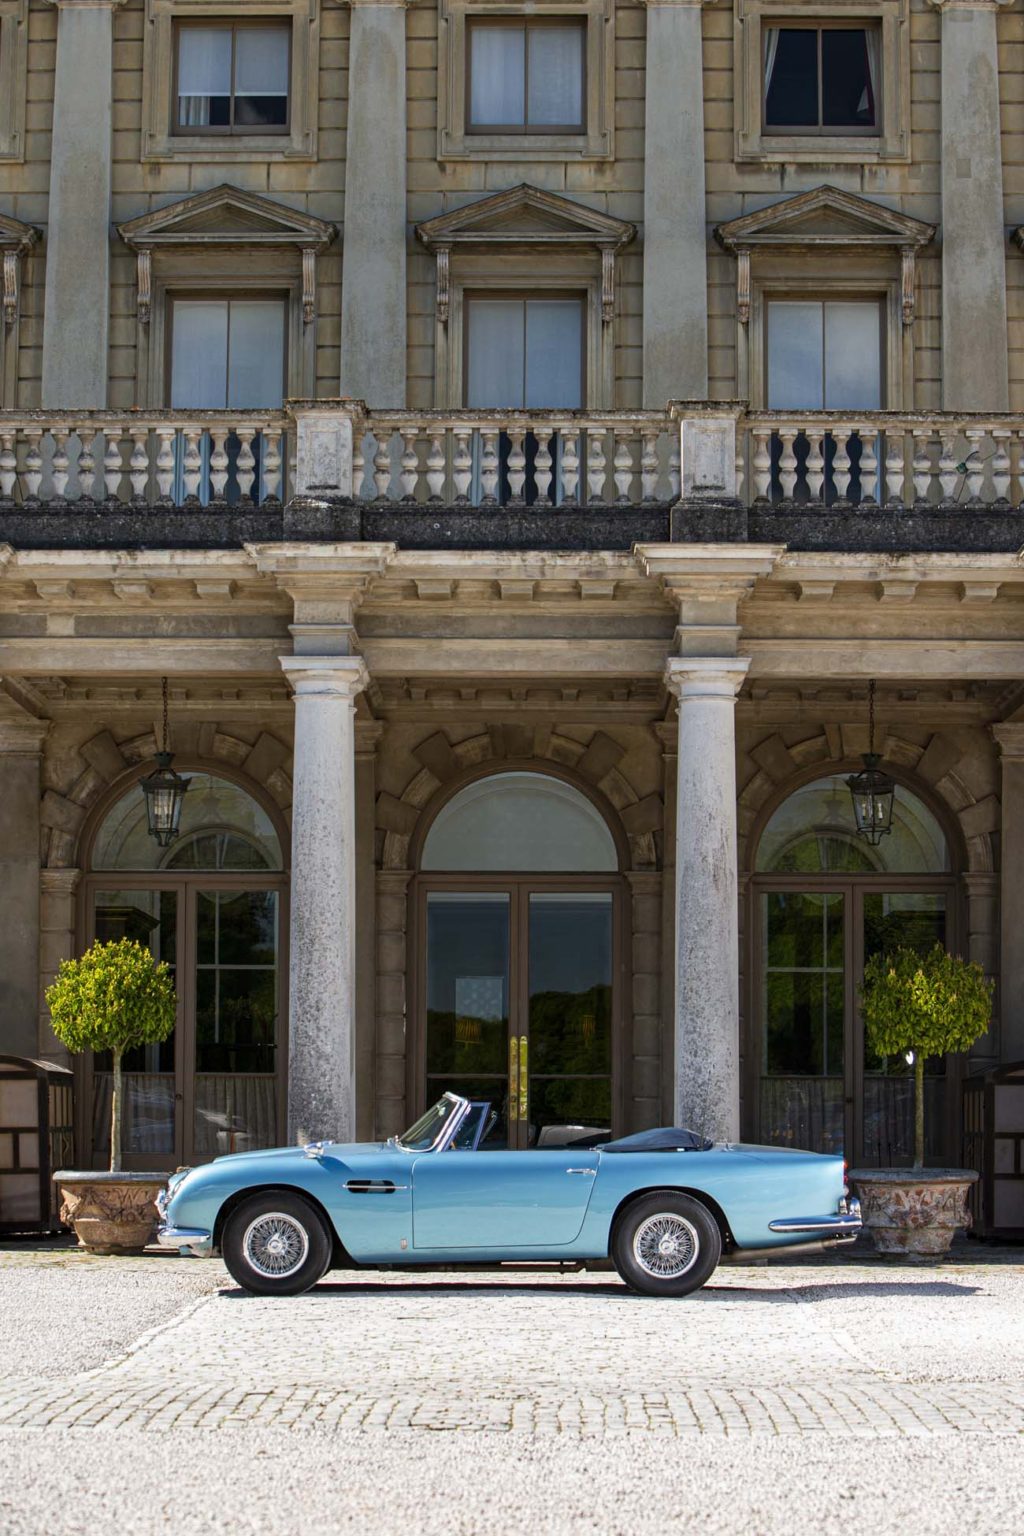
[169,297,286,408]
[733,0,909,165]
[0,0,27,162]
[422,772,617,872]
[174,22,290,134]
[766,300,881,411]
[465,295,584,409]
[438,0,613,161]
[467,19,584,133]
[764,25,878,135]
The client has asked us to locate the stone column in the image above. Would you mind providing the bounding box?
[339,0,408,405]
[993,724,1024,1061]
[641,0,711,405]
[930,0,1011,411]
[41,0,125,406]
[280,656,368,1143]
[0,721,48,1057]
[665,658,749,1141]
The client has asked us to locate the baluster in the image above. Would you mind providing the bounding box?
[533,425,553,506]
[352,436,365,501]
[426,434,446,502]
[883,429,905,507]
[51,428,70,503]
[734,439,745,505]
[507,426,526,503]
[155,427,176,504]
[857,427,878,506]
[372,433,392,501]
[480,427,499,504]
[751,429,771,502]
[668,432,681,501]
[262,430,283,503]
[76,427,97,502]
[22,430,43,502]
[452,429,472,502]
[938,433,958,504]
[777,427,798,501]
[805,432,825,503]
[991,429,1011,506]
[832,425,852,504]
[0,431,16,500]
[641,431,659,503]
[586,427,606,504]
[236,427,257,503]
[399,425,420,501]
[103,427,124,503]
[964,428,985,504]
[613,429,634,504]
[911,431,933,505]
[208,429,229,503]
[560,429,580,505]
[181,428,203,503]
[129,429,150,504]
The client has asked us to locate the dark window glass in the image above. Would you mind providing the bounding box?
[822,30,875,127]
[765,29,818,127]
[764,26,876,133]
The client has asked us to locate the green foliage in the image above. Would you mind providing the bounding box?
[46,939,177,1058]
[861,944,993,1064]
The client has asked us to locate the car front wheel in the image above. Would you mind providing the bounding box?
[611,1192,722,1297]
[222,1192,332,1297]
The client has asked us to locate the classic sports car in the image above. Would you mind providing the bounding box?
[157,1092,861,1297]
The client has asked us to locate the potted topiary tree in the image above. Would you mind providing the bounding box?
[850,944,994,1258]
[49,938,177,1254]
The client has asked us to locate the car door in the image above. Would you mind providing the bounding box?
[411,1149,600,1250]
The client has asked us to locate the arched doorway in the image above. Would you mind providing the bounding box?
[81,770,288,1169]
[413,770,625,1149]
[749,773,958,1166]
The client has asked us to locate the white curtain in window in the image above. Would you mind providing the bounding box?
[469,27,525,126]
[226,300,287,408]
[177,28,231,126]
[170,300,230,408]
[524,299,583,408]
[466,298,526,406]
[763,26,781,95]
[824,301,881,409]
[235,27,289,97]
[767,301,823,409]
[527,25,584,127]
[860,28,881,122]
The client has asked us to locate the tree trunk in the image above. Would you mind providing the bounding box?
[914,1050,926,1171]
[111,1048,123,1173]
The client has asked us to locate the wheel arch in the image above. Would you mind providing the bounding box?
[214,1184,354,1269]
[608,1185,734,1254]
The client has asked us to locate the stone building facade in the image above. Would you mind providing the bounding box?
[0,0,1023,1173]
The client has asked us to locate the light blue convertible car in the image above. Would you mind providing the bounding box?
[157,1092,861,1297]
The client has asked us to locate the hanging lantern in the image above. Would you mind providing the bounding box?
[846,680,895,846]
[141,678,190,847]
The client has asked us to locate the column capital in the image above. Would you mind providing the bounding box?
[635,0,720,7]
[925,0,1015,10]
[993,723,1024,759]
[280,655,369,701]
[0,719,49,752]
[44,0,128,7]
[40,868,82,897]
[664,656,750,701]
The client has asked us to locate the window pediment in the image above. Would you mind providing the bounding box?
[714,186,934,325]
[117,185,337,325]
[416,184,635,325]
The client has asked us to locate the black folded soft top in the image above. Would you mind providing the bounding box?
[601,1127,713,1153]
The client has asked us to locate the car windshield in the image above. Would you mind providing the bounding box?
[397,1095,459,1151]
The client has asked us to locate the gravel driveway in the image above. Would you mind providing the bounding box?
[2,1240,1022,1536]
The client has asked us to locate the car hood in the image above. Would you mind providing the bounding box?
[212,1140,389,1167]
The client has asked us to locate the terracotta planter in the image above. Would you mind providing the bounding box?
[848,1168,979,1258]
[55,1170,168,1255]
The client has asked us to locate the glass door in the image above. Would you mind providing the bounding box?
[421,882,618,1149]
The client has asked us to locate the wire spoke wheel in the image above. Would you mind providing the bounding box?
[242,1211,310,1279]
[631,1212,699,1279]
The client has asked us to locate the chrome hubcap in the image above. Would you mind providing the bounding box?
[242,1212,309,1279]
[632,1213,699,1279]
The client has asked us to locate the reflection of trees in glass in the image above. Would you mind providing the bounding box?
[529,985,611,1074]
[531,1078,611,1128]
[426,1010,509,1075]
[196,972,277,1072]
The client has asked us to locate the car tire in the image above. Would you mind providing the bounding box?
[222,1192,332,1297]
[611,1192,722,1298]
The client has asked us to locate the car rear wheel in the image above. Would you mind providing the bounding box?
[611,1192,722,1297]
[222,1192,332,1297]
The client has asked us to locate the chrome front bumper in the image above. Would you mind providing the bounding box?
[768,1197,862,1237]
[157,1224,214,1257]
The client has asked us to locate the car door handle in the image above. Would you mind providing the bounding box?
[345,1180,407,1194]
[565,1168,597,1176]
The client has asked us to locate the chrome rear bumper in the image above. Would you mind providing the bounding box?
[157,1224,214,1257]
[768,1198,862,1237]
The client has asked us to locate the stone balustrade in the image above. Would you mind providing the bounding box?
[0,406,1023,515]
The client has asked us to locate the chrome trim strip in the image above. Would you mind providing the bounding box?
[156,1224,213,1255]
[344,1180,409,1193]
[565,1168,597,1176]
